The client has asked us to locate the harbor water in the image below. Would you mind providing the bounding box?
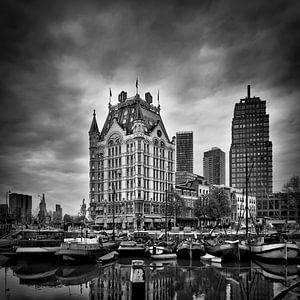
[1,256,300,300]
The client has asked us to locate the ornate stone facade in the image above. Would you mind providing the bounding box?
[89,92,175,230]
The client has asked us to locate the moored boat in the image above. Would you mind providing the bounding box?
[239,236,299,262]
[200,253,222,263]
[0,229,65,262]
[15,246,61,261]
[205,238,239,261]
[146,240,178,260]
[176,240,205,259]
[117,240,146,257]
[55,237,110,264]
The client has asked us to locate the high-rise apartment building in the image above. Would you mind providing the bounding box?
[176,131,193,173]
[230,85,273,218]
[89,90,175,230]
[9,193,32,224]
[203,147,225,185]
[53,204,63,223]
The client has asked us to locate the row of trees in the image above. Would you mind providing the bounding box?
[167,175,300,227]
[167,187,232,226]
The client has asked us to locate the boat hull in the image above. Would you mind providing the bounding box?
[176,241,205,259]
[15,246,61,261]
[117,241,146,257]
[200,253,222,263]
[205,242,238,261]
[239,242,299,262]
[117,247,146,257]
[151,253,177,260]
[55,241,108,264]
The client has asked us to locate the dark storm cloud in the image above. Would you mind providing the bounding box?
[0,0,299,213]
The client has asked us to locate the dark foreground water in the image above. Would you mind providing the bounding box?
[1,256,300,300]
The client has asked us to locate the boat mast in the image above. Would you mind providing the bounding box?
[245,146,249,239]
[165,175,168,241]
[112,184,115,241]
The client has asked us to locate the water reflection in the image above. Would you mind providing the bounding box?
[14,261,59,286]
[1,258,300,300]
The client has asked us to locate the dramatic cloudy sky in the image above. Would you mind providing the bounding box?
[1,0,299,216]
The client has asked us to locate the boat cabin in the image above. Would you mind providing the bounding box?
[130,231,150,242]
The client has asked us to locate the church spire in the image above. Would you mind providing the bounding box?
[89,109,99,133]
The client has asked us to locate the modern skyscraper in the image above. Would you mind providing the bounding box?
[203,147,225,185]
[230,85,273,218]
[176,131,193,173]
[89,89,175,229]
[53,204,63,223]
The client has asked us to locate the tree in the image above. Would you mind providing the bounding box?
[282,176,300,224]
[63,214,73,224]
[166,191,186,226]
[283,176,300,193]
[205,188,231,222]
[194,195,209,225]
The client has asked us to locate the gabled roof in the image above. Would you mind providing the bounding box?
[99,94,170,141]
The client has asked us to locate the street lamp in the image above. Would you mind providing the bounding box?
[110,169,122,241]
[111,183,116,241]
[244,143,256,238]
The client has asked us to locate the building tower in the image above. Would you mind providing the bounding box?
[9,193,32,224]
[203,147,225,185]
[38,193,48,224]
[88,89,175,230]
[230,85,273,218]
[176,131,193,173]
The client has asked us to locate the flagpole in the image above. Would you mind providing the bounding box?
[136,78,138,95]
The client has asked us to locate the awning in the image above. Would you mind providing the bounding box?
[162,218,175,222]
[144,218,152,222]
[105,218,123,223]
[126,217,133,223]
[177,217,198,221]
[154,219,162,223]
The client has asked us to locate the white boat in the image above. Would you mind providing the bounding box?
[239,236,299,261]
[200,253,222,263]
[146,241,177,260]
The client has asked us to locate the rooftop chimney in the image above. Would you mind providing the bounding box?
[118,91,127,103]
[247,85,251,99]
[145,92,152,104]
